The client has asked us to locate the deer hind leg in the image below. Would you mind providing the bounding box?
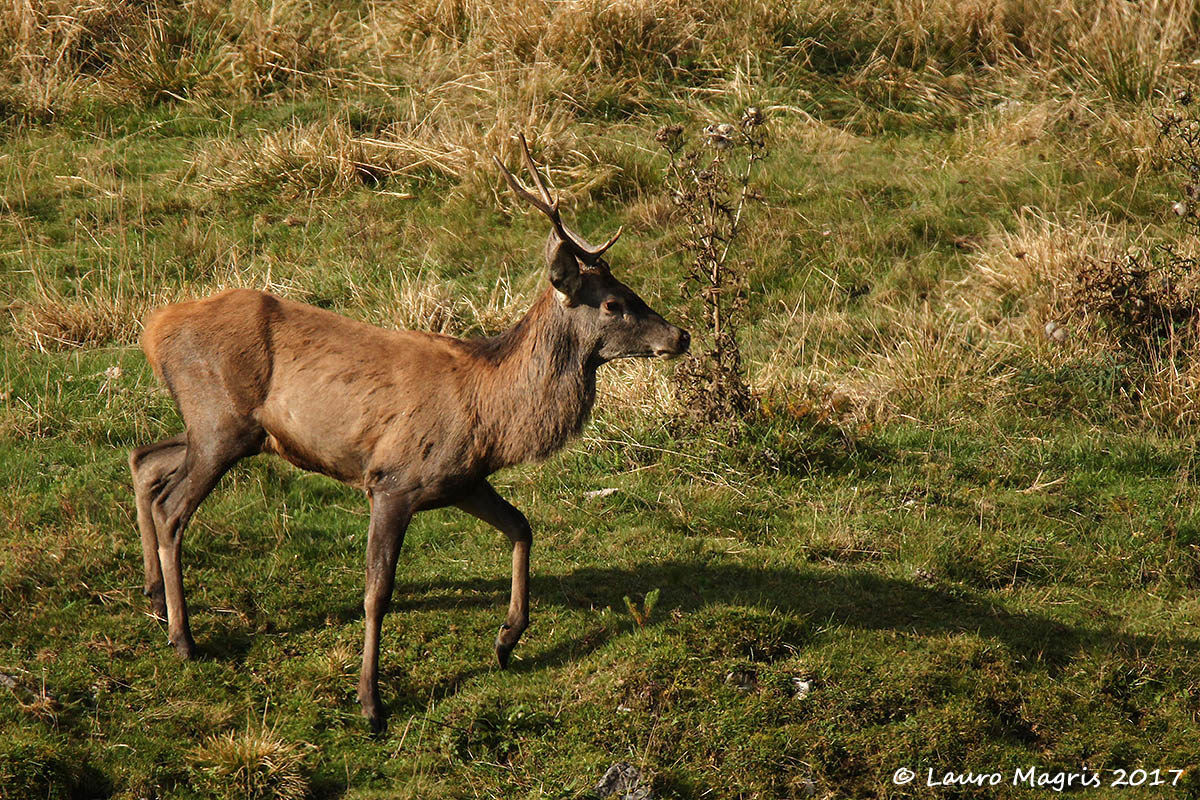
[151,419,263,659]
[130,432,188,618]
[456,481,532,669]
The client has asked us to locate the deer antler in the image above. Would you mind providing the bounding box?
[493,133,622,265]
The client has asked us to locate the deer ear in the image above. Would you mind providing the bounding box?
[545,232,582,305]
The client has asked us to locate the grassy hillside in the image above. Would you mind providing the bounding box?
[4,1,1200,798]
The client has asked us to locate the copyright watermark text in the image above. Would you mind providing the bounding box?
[892,767,1186,791]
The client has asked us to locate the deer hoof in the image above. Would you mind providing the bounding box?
[358,684,385,733]
[495,630,515,669]
[147,596,167,620]
[360,700,386,733]
[171,635,197,660]
[494,621,526,669]
[143,585,167,619]
[495,643,513,669]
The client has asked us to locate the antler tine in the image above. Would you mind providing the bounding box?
[562,222,624,259]
[493,155,555,217]
[495,133,624,264]
[516,133,558,212]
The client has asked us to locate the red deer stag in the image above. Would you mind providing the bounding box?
[128,134,690,731]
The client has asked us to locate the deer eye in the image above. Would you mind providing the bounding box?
[602,299,624,316]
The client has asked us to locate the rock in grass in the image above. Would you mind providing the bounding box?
[725,668,757,691]
[1044,320,1068,343]
[792,777,817,797]
[593,762,651,800]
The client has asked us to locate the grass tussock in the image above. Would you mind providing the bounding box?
[190,726,310,800]
[8,270,192,352]
[769,214,1107,425]
[201,118,417,198]
[12,288,146,351]
[950,211,1131,343]
[950,213,1200,427]
[197,95,642,201]
[952,94,1166,179]
[953,98,1078,164]
[0,0,130,119]
[0,0,347,118]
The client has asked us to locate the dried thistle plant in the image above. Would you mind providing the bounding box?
[1069,247,1200,351]
[657,108,769,430]
[1157,88,1200,236]
[1068,86,1200,352]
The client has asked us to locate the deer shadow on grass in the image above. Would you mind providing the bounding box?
[240,557,1200,700]
[380,559,1200,674]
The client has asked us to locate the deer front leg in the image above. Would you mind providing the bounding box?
[456,481,531,669]
[359,489,411,733]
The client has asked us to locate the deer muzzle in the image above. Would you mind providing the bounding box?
[655,326,690,359]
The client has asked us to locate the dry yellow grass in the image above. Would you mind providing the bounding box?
[0,0,347,116]
[195,84,638,203]
[0,0,128,117]
[6,0,1200,428]
[776,212,1200,431]
[950,211,1131,341]
[6,0,1192,138]
[10,265,187,352]
[756,213,1176,427]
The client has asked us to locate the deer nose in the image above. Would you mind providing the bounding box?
[678,328,691,353]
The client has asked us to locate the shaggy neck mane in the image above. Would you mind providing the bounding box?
[464,288,597,469]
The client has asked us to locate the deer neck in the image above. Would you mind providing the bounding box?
[473,289,597,469]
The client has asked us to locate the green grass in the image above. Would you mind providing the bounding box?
[5,1,1200,798]
[5,349,1200,798]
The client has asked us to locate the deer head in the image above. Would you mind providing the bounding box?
[495,135,690,364]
